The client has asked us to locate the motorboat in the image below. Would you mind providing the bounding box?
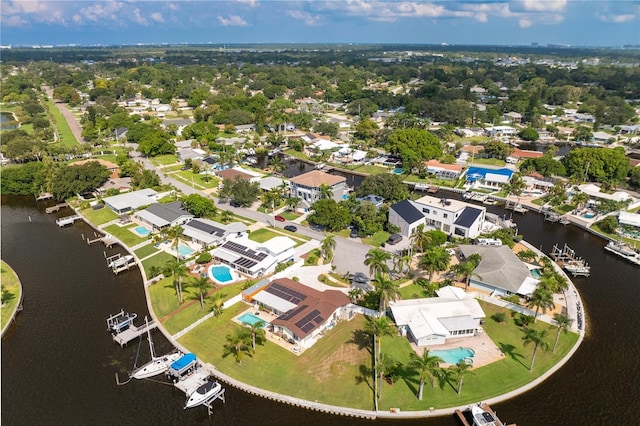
[108,255,134,269]
[131,318,183,379]
[471,404,502,426]
[604,240,640,266]
[167,353,198,382]
[107,310,137,334]
[184,379,223,409]
[563,260,591,277]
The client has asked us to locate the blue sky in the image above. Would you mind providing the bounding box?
[1,1,639,47]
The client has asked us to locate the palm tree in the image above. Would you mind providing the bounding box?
[451,259,481,292]
[220,209,234,223]
[318,183,333,199]
[522,328,550,371]
[210,292,225,317]
[286,196,301,212]
[364,248,391,277]
[348,288,363,304]
[268,155,285,174]
[408,349,444,400]
[247,320,266,350]
[363,316,395,403]
[551,313,573,353]
[505,172,526,202]
[372,273,400,314]
[189,274,214,311]
[450,361,476,394]
[376,353,398,400]
[572,190,590,211]
[320,234,336,263]
[410,224,432,256]
[223,327,253,364]
[165,258,188,304]
[527,287,555,321]
[419,247,451,282]
[167,225,184,259]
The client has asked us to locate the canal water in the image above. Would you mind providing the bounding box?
[2,194,639,426]
[0,111,19,130]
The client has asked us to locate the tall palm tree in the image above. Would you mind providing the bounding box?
[364,248,391,277]
[223,327,253,364]
[286,196,301,212]
[247,320,266,350]
[376,353,397,401]
[220,209,234,223]
[522,328,550,371]
[450,361,476,394]
[348,288,363,304]
[408,349,444,400]
[527,287,555,321]
[451,259,481,292]
[551,313,573,353]
[572,190,590,210]
[363,315,395,404]
[372,274,400,314]
[210,292,225,317]
[165,258,188,304]
[419,247,451,282]
[410,224,432,256]
[318,183,333,200]
[189,274,214,311]
[167,225,184,259]
[320,233,336,263]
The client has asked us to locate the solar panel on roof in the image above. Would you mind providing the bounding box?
[266,282,306,304]
[300,323,315,333]
[295,310,321,329]
[278,305,306,321]
[189,220,224,236]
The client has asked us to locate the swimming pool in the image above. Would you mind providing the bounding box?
[430,347,474,364]
[393,168,404,175]
[134,226,151,236]
[582,212,596,219]
[530,268,543,279]
[177,245,194,256]
[238,312,267,327]
[208,264,236,284]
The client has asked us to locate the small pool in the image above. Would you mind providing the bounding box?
[134,226,151,236]
[582,212,596,219]
[177,245,194,256]
[430,347,475,364]
[208,264,236,284]
[393,168,404,175]
[238,312,267,327]
[530,268,543,279]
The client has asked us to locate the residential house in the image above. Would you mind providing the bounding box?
[215,166,262,183]
[503,112,522,124]
[242,278,350,348]
[389,286,486,347]
[103,188,158,214]
[211,235,296,277]
[522,173,555,195]
[592,131,614,144]
[455,128,484,138]
[161,118,193,136]
[289,170,347,209]
[356,194,385,208]
[182,218,247,248]
[424,159,463,180]
[259,176,289,192]
[389,195,486,239]
[506,148,544,164]
[484,126,518,137]
[465,167,514,190]
[577,183,634,203]
[134,201,194,231]
[235,124,257,133]
[459,245,540,296]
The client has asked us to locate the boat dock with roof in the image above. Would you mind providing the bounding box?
[56,214,82,227]
[168,354,226,415]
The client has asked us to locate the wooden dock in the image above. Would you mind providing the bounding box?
[505,200,527,214]
[56,214,82,227]
[45,203,68,214]
[36,192,54,201]
[550,243,591,277]
[112,320,157,347]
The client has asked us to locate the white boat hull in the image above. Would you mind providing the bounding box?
[132,352,183,379]
[185,380,222,409]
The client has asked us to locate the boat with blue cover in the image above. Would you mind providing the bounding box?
[167,353,198,382]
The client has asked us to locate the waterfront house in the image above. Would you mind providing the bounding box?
[215,166,262,183]
[243,278,350,348]
[210,235,295,277]
[424,159,463,180]
[182,218,247,247]
[459,245,540,297]
[389,195,486,239]
[103,188,158,214]
[134,201,194,231]
[465,167,514,190]
[389,286,486,346]
[289,170,347,209]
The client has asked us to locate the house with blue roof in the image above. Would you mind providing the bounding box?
[464,167,514,190]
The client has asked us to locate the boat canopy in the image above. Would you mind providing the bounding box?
[170,353,197,371]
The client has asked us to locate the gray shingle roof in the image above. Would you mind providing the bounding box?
[459,245,530,293]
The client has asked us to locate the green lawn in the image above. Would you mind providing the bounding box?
[248,228,280,243]
[103,223,149,247]
[349,164,390,175]
[283,149,309,160]
[466,158,506,167]
[279,211,300,220]
[179,312,374,409]
[171,170,220,189]
[80,207,118,225]
[44,99,78,146]
[134,244,158,259]
[362,231,390,247]
[141,251,176,278]
[398,282,428,300]
[150,154,179,166]
[1,260,22,331]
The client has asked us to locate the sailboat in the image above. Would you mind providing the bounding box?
[131,318,182,380]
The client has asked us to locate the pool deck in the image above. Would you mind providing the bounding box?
[409,332,505,368]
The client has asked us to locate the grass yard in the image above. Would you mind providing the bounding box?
[1,260,22,331]
[134,244,158,259]
[349,164,390,175]
[141,251,176,278]
[362,231,390,247]
[103,223,149,247]
[398,282,429,300]
[171,170,220,190]
[150,154,179,166]
[80,207,118,225]
[179,313,374,409]
[283,149,309,160]
[467,157,506,167]
[279,211,300,220]
[43,99,78,146]
[248,228,280,243]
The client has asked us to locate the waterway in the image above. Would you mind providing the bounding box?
[0,111,19,130]
[2,194,639,425]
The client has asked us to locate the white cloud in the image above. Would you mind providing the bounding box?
[287,10,321,26]
[217,14,248,26]
[237,0,259,8]
[1,0,69,25]
[519,18,532,28]
[151,12,165,23]
[598,13,637,23]
[521,0,567,13]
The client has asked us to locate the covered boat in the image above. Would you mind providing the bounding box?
[184,379,222,409]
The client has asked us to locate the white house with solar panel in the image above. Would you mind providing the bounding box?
[210,236,296,277]
[182,218,248,247]
[242,278,351,348]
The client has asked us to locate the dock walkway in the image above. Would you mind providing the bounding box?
[56,214,82,227]
[45,203,68,214]
[113,320,157,347]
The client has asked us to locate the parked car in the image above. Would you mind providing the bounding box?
[386,233,403,245]
[350,228,359,238]
[284,225,297,232]
[274,215,285,222]
[230,200,240,207]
